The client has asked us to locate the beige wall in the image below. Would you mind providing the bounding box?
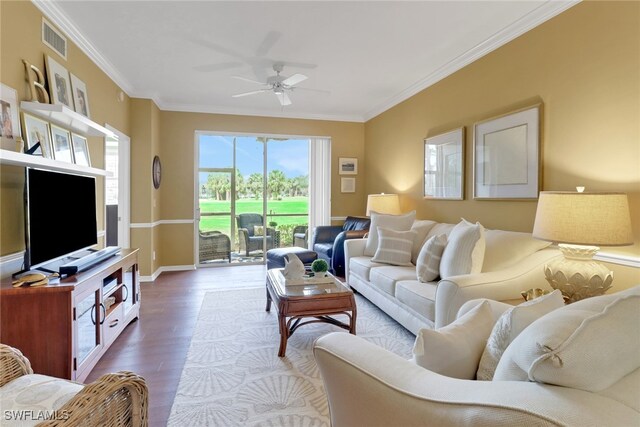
[364,1,639,287]
[0,1,130,256]
[156,111,365,268]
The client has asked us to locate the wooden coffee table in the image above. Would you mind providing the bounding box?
[265,269,357,357]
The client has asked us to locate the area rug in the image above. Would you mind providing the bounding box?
[168,287,415,426]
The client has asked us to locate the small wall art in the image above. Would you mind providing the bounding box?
[50,124,74,163]
[0,83,22,151]
[72,133,91,166]
[339,157,357,175]
[45,55,73,108]
[341,177,356,193]
[473,104,541,199]
[21,113,52,157]
[70,73,91,118]
[424,127,464,200]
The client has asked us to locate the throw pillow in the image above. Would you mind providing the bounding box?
[412,300,494,379]
[253,225,264,236]
[410,220,438,264]
[364,210,416,257]
[370,227,416,266]
[416,234,447,282]
[494,286,640,392]
[476,290,564,381]
[439,219,486,279]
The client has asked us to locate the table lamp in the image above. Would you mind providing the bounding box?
[366,193,401,216]
[532,191,633,303]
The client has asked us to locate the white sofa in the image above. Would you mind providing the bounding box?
[314,287,640,426]
[345,220,561,332]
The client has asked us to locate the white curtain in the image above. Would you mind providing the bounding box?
[308,138,331,247]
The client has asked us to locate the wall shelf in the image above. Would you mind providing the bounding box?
[0,149,108,177]
[20,101,116,138]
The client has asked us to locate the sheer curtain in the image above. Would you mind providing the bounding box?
[308,137,331,246]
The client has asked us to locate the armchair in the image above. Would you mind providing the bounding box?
[0,344,148,426]
[311,216,370,276]
[236,213,276,256]
[199,230,231,262]
[292,225,308,248]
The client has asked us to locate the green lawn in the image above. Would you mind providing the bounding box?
[199,197,308,236]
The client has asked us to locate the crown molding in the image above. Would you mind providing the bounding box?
[31,0,135,95]
[156,100,365,123]
[363,0,581,121]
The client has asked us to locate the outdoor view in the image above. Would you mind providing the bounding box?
[198,134,309,262]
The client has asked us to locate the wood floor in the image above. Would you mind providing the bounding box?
[86,265,267,427]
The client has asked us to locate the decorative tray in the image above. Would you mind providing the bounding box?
[281,272,335,286]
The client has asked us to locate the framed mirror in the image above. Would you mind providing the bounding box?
[424,127,464,200]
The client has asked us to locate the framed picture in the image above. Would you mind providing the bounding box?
[473,105,541,199]
[21,113,52,158]
[50,124,75,163]
[70,73,91,118]
[424,127,464,200]
[72,133,91,166]
[45,55,73,108]
[0,83,22,151]
[339,157,357,175]
[341,177,356,193]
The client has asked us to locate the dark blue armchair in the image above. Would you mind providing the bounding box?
[311,216,371,277]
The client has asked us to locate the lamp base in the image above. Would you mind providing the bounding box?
[543,244,613,303]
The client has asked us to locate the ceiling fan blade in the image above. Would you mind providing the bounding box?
[293,87,331,95]
[282,73,308,86]
[232,89,271,98]
[255,31,282,57]
[276,92,292,106]
[232,75,267,85]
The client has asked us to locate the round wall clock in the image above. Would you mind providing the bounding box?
[152,155,162,189]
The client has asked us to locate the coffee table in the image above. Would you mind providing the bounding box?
[265,268,357,357]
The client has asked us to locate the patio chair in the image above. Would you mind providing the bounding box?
[236,213,276,256]
[199,230,231,262]
[293,225,309,248]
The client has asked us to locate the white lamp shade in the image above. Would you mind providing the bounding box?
[366,194,401,216]
[533,192,633,246]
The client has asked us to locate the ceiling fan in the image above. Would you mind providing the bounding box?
[232,63,324,106]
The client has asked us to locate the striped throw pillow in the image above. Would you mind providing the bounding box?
[416,234,447,282]
[371,227,416,266]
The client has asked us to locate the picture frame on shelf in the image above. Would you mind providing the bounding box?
[70,73,91,118]
[71,133,91,166]
[21,113,52,158]
[473,104,541,200]
[45,55,73,108]
[50,124,75,163]
[424,127,465,200]
[339,157,357,175]
[341,177,356,193]
[0,83,22,151]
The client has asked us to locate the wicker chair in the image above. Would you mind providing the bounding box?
[0,344,148,427]
[292,225,308,248]
[199,230,231,262]
[236,214,276,255]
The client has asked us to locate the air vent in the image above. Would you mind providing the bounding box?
[42,18,67,60]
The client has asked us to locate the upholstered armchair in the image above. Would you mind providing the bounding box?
[0,344,148,426]
[311,216,370,276]
[236,213,276,255]
[198,230,231,262]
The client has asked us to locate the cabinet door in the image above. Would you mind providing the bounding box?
[74,284,102,376]
[122,263,139,318]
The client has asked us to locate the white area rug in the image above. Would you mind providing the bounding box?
[168,287,415,426]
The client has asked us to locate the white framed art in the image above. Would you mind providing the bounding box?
[70,73,91,118]
[473,105,541,200]
[46,55,73,108]
[339,157,357,175]
[21,113,52,158]
[50,124,74,163]
[72,133,91,166]
[0,83,22,151]
[341,177,355,193]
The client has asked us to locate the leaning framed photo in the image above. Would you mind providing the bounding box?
[0,83,22,151]
[71,133,91,166]
[50,124,75,163]
[424,127,464,200]
[70,73,91,118]
[473,104,541,200]
[21,113,52,158]
[339,157,357,175]
[341,177,356,193]
[45,55,73,108]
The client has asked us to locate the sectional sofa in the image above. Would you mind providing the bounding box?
[345,215,561,332]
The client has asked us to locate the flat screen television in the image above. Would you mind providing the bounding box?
[25,168,98,269]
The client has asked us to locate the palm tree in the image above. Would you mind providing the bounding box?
[268,170,287,200]
[247,173,263,199]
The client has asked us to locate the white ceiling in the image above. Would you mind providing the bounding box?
[37,1,577,122]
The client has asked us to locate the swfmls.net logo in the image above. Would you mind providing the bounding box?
[4,410,70,422]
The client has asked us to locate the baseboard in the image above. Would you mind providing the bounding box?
[140,264,196,282]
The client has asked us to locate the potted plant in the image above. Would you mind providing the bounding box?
[311,259,329,277]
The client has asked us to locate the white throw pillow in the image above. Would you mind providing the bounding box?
[439,219,486,278]
[371,228,415,266]
[476,290,565,381]
[482,229,552,272]
[494,286,640,392]
[364,210,416,256]
[410,220,438,264]
[416,234,447,282]
[412,300,494,379]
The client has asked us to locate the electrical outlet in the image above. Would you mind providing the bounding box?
[153,251,156,261]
